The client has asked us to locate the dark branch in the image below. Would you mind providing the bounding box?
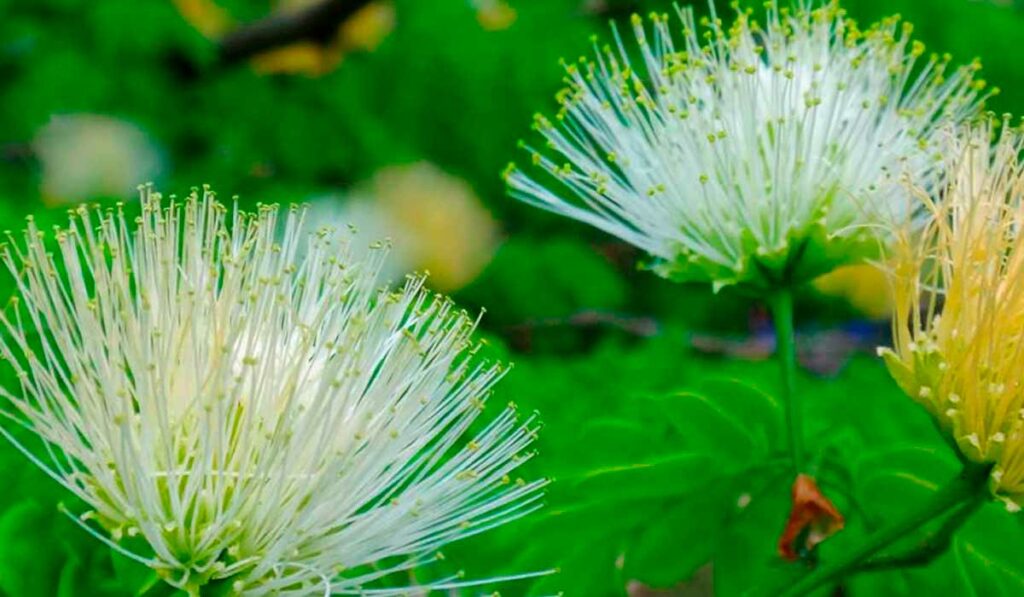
[218,0,372,64]
[1,143,34,164]
[504,310,660,338]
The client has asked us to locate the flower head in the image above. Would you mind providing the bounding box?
[0,187,544,594]
[505,1,988,290]
[879,120,1024,511]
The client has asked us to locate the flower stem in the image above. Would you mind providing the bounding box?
[857,490,987,572]
[768,287,803,475]
[778,461,993,597]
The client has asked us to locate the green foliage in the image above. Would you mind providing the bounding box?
[444,341,1024,596]
[444,334,787,594]
[0,0,1023,595]
[839,0,1024,115]
[461,237,627,324]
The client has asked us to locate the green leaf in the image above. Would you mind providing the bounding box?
[111,549,161,596]
[658,391,749,450]
[854,445,958,526]
[954,535,1024,596]
[623,474,744,587]
[846,569,916,596]
[713,470,804,597]
[840,459,1023,597]
[527,539,624,597]
[572,418,656,470]
[0,501,64,596]
[568,452,721,502]
[56,555,82,597]
[951,500,1024,594]
[696,378,785,451]
[656,391,762,461]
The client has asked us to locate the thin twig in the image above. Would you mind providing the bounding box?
[504,310,660,337]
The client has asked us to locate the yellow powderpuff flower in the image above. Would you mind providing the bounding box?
[879,119,1024,511]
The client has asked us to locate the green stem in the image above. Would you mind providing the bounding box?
[778,461,993,597]
[857,490,987,572]
[768,287,803,475]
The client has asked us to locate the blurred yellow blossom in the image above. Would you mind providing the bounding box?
[252,0,394,76]
[250,43,344,76]
[175,0,394,76]
[172,0,232,37]
[880,120,1024,511]
[813,264,894,320]
[307,162,500,292]
[475,0,517,31]
[339,1,395,51]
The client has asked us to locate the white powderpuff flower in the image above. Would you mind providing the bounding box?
[505,1,989,291]
[0,187,545,596]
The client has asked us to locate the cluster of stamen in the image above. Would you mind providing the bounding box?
[0,186,546,594]
[506,1,989,289]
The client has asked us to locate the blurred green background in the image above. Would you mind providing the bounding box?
[1,0,1024,595]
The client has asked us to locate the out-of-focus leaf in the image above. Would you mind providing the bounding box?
[571,418,653,470]
[697,378,785,450]
[110,550,160,596]
[569,452,720,503]
[713,470,804,597]
[56,554,84,597]
[658,391,755,460]
[461,236,627,327]
[840,459,1024,596]
[624,474,744,588]
[854,446,958,525]
[656,378,783,461]
[527,538,623,596]
[0,500,63,596]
